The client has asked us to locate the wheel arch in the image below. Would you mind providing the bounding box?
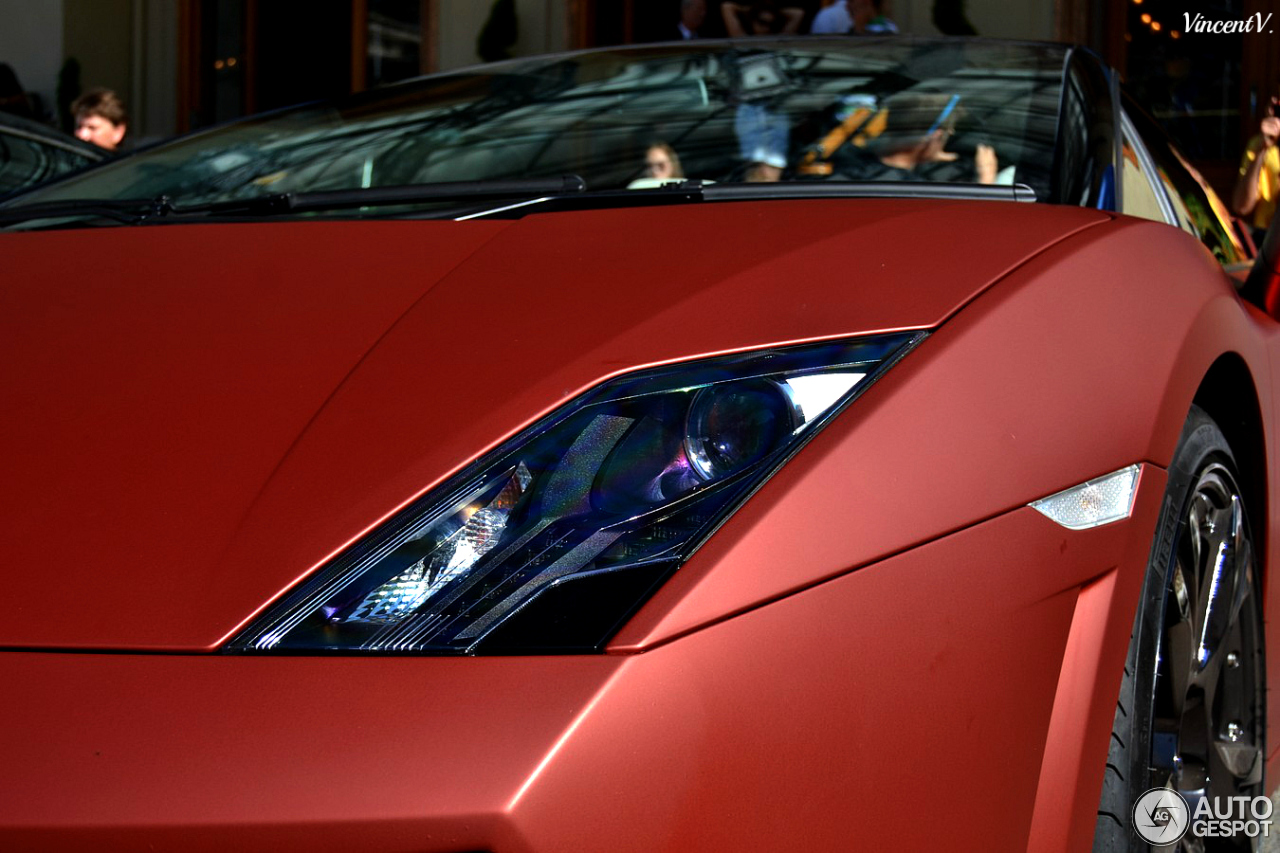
[1192,351,1269,594]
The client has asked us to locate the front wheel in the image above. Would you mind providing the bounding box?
[1095,407,1266,851]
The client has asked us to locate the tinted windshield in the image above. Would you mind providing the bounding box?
[0,122,101,197]
[10,38,1067,210]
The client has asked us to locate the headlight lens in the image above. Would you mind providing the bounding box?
[229,332,924,654]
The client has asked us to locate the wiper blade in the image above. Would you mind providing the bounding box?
[0,176,588,226]
[698,180,1038,203]
[457,179,1036,219]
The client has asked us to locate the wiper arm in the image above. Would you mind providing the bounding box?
[188,174,589,216]
[0,197,158,226]
[0,176,588,226]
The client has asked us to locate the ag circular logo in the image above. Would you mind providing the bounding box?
[1133,788,1190,845]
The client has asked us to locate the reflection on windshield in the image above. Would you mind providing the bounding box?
[12,39,1067,210]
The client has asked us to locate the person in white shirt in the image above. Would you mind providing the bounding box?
[811,0,899,35]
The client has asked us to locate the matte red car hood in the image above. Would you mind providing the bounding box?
[0,200,1106,649]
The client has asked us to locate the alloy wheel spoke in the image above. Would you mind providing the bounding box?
[1150,462,1265,850]
[1213,740,1262,784]
[1193,501,1237,674]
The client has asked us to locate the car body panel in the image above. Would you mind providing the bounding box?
[615,216,1280,653]
[0,650,617,852]
[510,491,1167,853]
[0,489,1160,852]
[0,220,510,649]
[0,200,1105,651]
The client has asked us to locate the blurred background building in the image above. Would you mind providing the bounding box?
[0,0,1272,195]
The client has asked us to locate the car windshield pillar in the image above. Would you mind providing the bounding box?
[1054,48,1119,211]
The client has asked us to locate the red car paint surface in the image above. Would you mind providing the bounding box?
[1,200,1104,650]
[2,193,1278,851]
[0,480,1164,852]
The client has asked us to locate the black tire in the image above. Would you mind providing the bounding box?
[1095,406,1266,852]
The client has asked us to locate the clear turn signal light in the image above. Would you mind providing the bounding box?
[1029,465,1140,529]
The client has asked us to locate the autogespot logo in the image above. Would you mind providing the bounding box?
[1134,788,1190,845]
[1133,789,1274,843]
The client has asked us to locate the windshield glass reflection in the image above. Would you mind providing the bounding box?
[11,39,1067,209]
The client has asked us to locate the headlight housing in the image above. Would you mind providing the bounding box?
[229,332,924,654]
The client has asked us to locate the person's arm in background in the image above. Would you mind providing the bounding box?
[1234,100,1279,218]
[722,2,749,36]
[780,6,805,32]
[975,143,998,184]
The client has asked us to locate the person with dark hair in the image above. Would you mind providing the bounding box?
[832,90,996,183]
[676,0,706,38]
[721,1,804,37]
[0,63,36,119]
[71,87,127,151]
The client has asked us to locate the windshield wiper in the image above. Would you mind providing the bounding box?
[456,179,1036,219]
[0,175,588,226]
[0,197,159,226]
[195,174,588,215]
[2,176,1034,227]
[698,180,1037,203]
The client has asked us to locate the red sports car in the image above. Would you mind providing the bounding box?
[0,37,1273,852]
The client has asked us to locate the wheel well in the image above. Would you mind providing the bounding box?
[1192,353,1269,591]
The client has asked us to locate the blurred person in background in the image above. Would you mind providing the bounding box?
[811,0,899,34]
[676,0,706,38]
[721,1,804,37]
[1234,95,1280,240]
[72,88,127,152]
[831,91,996,184]
[0,64,37,119]
[642,143,684,181]
[629,142,686,188]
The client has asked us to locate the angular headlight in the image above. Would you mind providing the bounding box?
[229,333,924,654]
